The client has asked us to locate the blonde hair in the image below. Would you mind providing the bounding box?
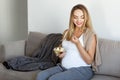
[65,4,93,40]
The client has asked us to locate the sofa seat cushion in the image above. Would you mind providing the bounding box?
[91,75,120,80]
[95,38,120,77]
[0,63,40,80]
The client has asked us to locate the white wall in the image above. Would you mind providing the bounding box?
[28,0,120,40]
[0,0,28,44]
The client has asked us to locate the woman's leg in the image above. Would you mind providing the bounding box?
[48,66,94,80]
[36,64,65,80]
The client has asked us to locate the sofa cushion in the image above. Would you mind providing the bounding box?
[3,40,25,61]
[0,63,40,80]
[25,31,46,56]
[95,38,120,77]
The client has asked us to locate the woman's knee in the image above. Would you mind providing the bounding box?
[48,75,58,80]
[48,74,63,80]
[36,71,49,80]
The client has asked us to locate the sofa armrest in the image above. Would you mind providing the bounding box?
[0,45,4,62]
[1,40,26,62]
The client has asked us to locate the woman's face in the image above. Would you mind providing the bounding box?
[72,9,85,28]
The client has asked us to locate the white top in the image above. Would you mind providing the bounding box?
[61,34,91,69]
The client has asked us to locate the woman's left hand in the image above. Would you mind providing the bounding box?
[58,52,66,59]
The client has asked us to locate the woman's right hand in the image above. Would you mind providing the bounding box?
[71,35,79,45]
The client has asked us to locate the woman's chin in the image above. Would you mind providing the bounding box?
[76,25,82,28]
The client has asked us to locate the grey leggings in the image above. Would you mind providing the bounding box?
[36,64,94,80]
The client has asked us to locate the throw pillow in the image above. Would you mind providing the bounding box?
[25,32,46,56]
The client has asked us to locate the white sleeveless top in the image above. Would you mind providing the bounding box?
[61,34,91,69]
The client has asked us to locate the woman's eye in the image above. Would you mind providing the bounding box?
[73,15,84,19]
[73,16,78,19]
[81,15,84,19]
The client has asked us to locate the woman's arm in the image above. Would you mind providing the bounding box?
[71,34,96,64]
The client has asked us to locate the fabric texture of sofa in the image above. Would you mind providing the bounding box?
[0,31,120,80]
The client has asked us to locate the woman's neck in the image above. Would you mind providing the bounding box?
[74,28,83,38]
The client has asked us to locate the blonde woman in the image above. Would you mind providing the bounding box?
[36,4,96,80]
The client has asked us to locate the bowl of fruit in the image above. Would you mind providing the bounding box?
[53,47,65,56]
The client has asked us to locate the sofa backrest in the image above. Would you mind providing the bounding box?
[0,32,46,63]
[25,31,46,57]
[0,40,25,62]
[95,38,120,78]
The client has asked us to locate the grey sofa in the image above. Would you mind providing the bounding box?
[0,31,120,80]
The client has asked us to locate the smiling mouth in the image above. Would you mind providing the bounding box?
[76,22,82,25]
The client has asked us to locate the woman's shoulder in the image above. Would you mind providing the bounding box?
[62,29,69,40]
[84,28,96,36]
[83,28,97,42]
